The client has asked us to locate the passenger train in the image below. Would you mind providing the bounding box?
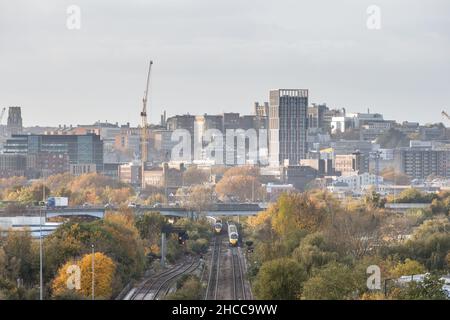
[228,223,239,246]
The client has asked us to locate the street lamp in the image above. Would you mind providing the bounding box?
[91,244,95,300]
[39,170,46,300]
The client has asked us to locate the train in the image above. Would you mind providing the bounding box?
[228,223,239,246]
[206,216,223,234]
[214,218,223,234]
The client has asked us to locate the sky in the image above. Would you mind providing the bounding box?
[0,0,449,127]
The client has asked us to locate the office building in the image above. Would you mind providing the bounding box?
[4,133,103,174]
[269,89,309,165]
[395,148,450,180]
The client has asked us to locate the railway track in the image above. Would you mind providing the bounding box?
[231,247,246,300]
[129,259,199,300]
[204,235,222,300]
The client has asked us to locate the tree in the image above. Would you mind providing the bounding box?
[177,185,215,212]
[364,190,386,209]
[393,274,448,300]
[253,258,306,300]
[52,252,116,299]
[271,193,331,236]
[446,252,450,270]
[166,275,203,300]
[215,175,260,202]
[376,128,410,149]
[292,232,337,274]
[1,230,35,284]
[182,166,209,186]
[388,218,450,270]
[326,209,381,259]
[44,215,145,295]
[380,167,411,185]
[393,188,436,204]
[390,259,426,278]
[302,262,365,300]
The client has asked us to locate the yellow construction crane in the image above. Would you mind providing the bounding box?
[141,60,153,189]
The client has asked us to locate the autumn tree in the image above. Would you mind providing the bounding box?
[215,175,261,202]
[271,193,331,236]
[389,259,426,278]
[135,213,167,255]
[52,252,116,299]
[393,188,436,204]
[380,167,411,185]
[176,185,215,212]
[44,214,145,295]
[182,166,210,186]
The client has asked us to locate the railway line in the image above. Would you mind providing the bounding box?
[231,247,246,300]
[204,235,223,300]
[128,259,200,300]
[204,232,252,300]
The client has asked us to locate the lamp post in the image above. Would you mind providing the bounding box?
[39,170,46,300]
[91,244,95,300]
[39,207,43,300]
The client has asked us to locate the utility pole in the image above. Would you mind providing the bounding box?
[39,170,46,300]
[91,244,95,300]
[375,151,381,193]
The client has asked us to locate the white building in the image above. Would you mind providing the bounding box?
[331,112,386,134]
[332,172,383,195]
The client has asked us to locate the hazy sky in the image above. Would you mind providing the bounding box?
[1,0,449,127]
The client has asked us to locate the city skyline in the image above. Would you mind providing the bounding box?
[1,0,449,127]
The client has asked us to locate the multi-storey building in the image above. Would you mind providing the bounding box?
[118,162,141,185]
[7,106,23,136]
[395,148,450,180]
[307,103,328,132]
[334,152,369,176]
[4,134,103,175]
[0,154,27,177]
[269,89,309,166]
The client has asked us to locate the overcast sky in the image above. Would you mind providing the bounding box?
[1,0,449,127]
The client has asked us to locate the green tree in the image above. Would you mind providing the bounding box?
[253,258,306,300]
[166,275,203,300]
[302,262,365,300]
[393,274,448,300]
[292,232,337,274]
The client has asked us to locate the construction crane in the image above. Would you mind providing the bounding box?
[141,60,153,189]
[442,110,450,122]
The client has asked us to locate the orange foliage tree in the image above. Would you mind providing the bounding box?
[52,252,116,299]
